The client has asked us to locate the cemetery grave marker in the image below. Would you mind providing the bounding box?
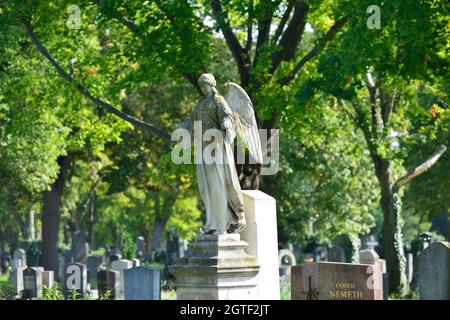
[22,267,43,299]
[124,267,160,300]
[111,259,133,296]
[291,262,383,300]
[97,270,120,300]
[418,241,450,300]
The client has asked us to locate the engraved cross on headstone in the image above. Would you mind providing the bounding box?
[301,276,320,300]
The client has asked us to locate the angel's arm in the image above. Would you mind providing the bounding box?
[215,95,236,143]
[215,95,234,130]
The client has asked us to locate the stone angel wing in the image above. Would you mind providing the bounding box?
[224,82,263,164]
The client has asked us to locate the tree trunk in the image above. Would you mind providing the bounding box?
[149,194,175,253]
[379,159,407,295]
[150,217,169,253]
[87,190,97,248]
[26,210,35,240]
[41,155,72,276]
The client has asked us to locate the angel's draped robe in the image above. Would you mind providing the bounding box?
[183,94,245,233]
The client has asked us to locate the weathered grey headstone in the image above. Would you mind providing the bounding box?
[42,271,54,289]
[111,259,133,296]
[418,241,450,300]
[314,245,328,262]
[359,249,387,299]
[278,249,296,278]
[109,253,122,263]
[23,267,43,299]
[97,270,120,300]
[124,267,160,300]
[87,255,104,283]
[328,245,347,263]
[64,263,88,299]
[12,248,27,281]
[14,266,24,295]
[359,249,379,264]
[291,262,383,300]
[13,248,27,268]
[131,259,140,268]
[363,235,379,251]
[359,249,386,272]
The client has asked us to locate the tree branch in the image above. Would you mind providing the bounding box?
[272,0,296,45]
[270,1,308,74]
[211,0,250,85]
[19,15,171,141]
[366,74,383,139]
[279,14,350,85]
[245,0,254,55]
[394,145,447,190]
[252,0,275,71]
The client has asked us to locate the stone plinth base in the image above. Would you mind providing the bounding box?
[169,234,260,300]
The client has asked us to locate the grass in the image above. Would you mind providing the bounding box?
[280,279,291,300]
[0,273,15,300]
[161,289,176,300]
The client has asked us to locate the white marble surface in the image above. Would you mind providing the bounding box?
[240,190,280,300]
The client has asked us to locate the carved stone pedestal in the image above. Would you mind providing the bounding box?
[169,234,260,300]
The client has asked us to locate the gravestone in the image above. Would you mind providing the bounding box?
[87,255,104,284]
[314,246,328,262]
[359,249,386,273]
[109,253,122,263]
[240,190,280,299]
[359,249,387,299]
[71,231,89,264]
[111,259,133,297]
[411,232,433,290]
[13,248,27,268]
[22,267,43,299]
[136,236,145,260]
[330,234,361,263]
[97,270,120,300]
[418,241,450,300]
[131,259,140,268]
[291,262,383,300]
[362,234,379,250]
[12,248,27,281]
[14,266,24,296]
[64,263,88,299]
[328,245,347,263]
[42,271,55,289]
[124,267,160,300]
[278,249,296,278]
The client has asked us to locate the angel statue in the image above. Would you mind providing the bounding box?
[178,73,263,235]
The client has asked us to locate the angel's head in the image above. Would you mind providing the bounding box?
[198,73,218,96]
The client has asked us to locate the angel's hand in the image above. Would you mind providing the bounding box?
[225,128,236,144]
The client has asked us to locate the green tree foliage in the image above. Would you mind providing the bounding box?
[311,0,449,294]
